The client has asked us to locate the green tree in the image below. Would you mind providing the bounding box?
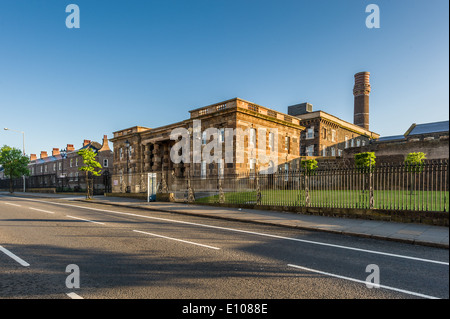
[354,152,376,208]
[77,148,102,199]
[0,145,30,193]
[405,152,426,196]
[354,152,376,172]
[300,159,318,175]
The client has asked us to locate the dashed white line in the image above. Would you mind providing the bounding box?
[66,292,83,299]
[287,263,440,299]
[3,202,21,207]
[0,244,30,267]
[66,215,105,225]
[29,207,55,214]
[133,229,221,250]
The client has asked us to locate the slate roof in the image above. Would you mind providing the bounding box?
[407,120,449,136]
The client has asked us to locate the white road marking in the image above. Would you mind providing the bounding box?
[3,202,21,207]
[29,207,55,214]
[66,292,83,299]
[0,244,30,267]
[287,263,440,299]
[4,196,449,266]
[66,215,105,225]
[133,229,220,250]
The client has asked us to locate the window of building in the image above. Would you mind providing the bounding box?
[120,148,123,160]
[218,158,224,179]
[331,129,336,142]
[202,131,207,145]
[345,136,349,148]
[75,172,79,181]
[58,162,62,170]
[76,158,78,166]
[53,163,56,171]
[338,149,342,157]
[351,139,354,147]
[322,128,327,140]
[70,159,73,167]
[362,140,366,146]
[306,127,314,139]
[356,139,361,147]
[331,147,336,156]
[103,159,108,167]
[249,128,256,148]
[322,146,326,157]
[284,163,289,182]
[201,160,206,179]
[269,132,275,150]
[285,136,290,152]
[219,128,225,143]
[306,145,314,156]
[40,166,43,173]
[45,165,48,173]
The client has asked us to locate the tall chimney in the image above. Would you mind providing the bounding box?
[67,144,75,152]
[83,139,91,147]
[40,151,48,159]
[353,71,371,130]
[30,154,37,161]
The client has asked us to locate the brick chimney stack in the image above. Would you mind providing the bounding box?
[67,144,75,152]
[83,139,91,147]
[353,71,371,130]
[40,151,48,159]
[52,148,60,156]
[30,154,37,161]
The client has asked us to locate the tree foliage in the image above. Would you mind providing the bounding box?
[0,145,30,193]
[354,152,376,172]
[77,148,102,199]
[405,152,427,173]
[301,159,318,175]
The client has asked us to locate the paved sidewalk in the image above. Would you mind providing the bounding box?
[1,192,448,248]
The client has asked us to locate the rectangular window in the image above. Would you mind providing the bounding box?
[76,158,78,166]
[362,140,366,146]
[331,130,336,142]
[306,145,314,156]
[70,159,73,167]
[284,163,289,182]
[331,147,336,156]
[356,139,361,147]
[202,131,207,145]
[218,158,224,179]
[351,139,354,147]
[322,128,327,140]
[53,163,56,171]
[219,128,225,143]
[306,127,314,139]
[45,165,48,173]
[269,132,274,150]
[322,146,326,157]
[285,136,290,152]
[201,161,207,179]
[120,148,123,160]
[345,136,349,148]
[249,128,256,148]
[338,149,342,157]
[59,162,62,170]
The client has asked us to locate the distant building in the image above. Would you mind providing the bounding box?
[344,120,449,161]
[28,135,113,186]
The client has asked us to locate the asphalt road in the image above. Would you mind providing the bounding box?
[0,194,448,301]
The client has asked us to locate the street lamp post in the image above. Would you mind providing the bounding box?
[4,128,26,192]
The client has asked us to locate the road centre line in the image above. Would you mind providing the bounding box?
[287,263,440,299]
[66,215,105,225]
[66,292,84,299]
[0,244,30,267]
[133,229,220,250]
[4,196,449,266]
[3,202,21,207]
[29,207,55,214]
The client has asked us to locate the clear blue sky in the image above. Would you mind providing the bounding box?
[0,0,448,156]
